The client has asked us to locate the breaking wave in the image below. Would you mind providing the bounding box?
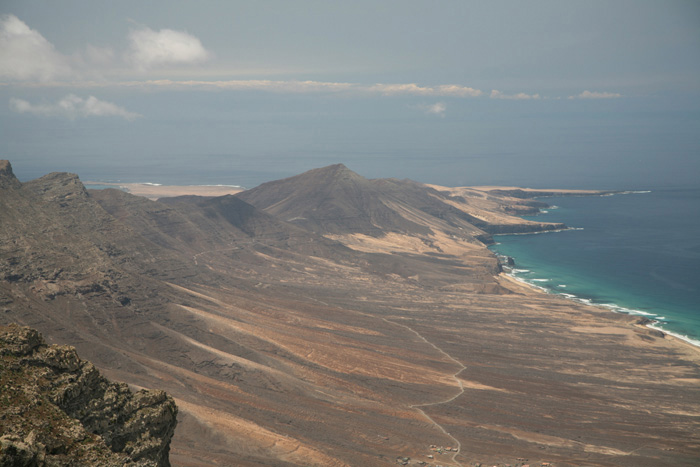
[502,267,699,349]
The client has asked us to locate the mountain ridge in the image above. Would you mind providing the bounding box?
[237,164,567,243]
[2,160,699,466]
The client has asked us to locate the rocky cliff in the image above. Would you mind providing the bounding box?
[0,324,177,466]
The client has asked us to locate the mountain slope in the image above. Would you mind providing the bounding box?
[1,161,513,464]
[237,164,565,246]
[2,160,699,466]
[236,164,568,289]
[236,164,430,236]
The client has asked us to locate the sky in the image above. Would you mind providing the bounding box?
[1,0,699,189]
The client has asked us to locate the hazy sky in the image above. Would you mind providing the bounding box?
[1,1,699,188]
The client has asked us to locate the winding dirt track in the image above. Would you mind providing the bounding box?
[384,317,466,467]
[307,294,468,467]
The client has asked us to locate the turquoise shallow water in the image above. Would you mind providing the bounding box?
[489,189,700,347]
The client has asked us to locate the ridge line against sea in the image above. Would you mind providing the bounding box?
[489,188,700,349]
[84,174,700,350]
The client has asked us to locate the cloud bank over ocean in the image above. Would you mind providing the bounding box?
[1,13,623,103]
[10,94,141,120]
[0,14,71,81]
[125,24,211,70]
[1,2,698,189]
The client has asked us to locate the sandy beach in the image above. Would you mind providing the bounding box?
[84,182,244,200]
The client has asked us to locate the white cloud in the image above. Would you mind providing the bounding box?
[9,94,141,120]
[369,83,482,97]
[569,90,622,99]
[123,80,482,97]
[0,14,71,81]
[0,15,212,81]
[108,79,482,97]
[126,26,210,70]
[490,90,541,100]
[5,77,489,100]
[107,79,483,98]
[433,85,482,97]
[116,79,355,93]
[421,102,446,117]
[201,79,354,93]
[84,44,116,67]
[369,83,433,95]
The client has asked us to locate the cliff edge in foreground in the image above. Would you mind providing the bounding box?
[0,324,177,466]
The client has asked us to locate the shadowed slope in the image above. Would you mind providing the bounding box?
[237,165,568,291]
[237,164,429,236]
[237,164,566,244]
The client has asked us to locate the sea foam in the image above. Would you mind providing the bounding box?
[648,323,700,348]
[503,269,699,349]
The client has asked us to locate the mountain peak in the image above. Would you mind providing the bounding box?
[304,163,358,179]
[0,160,12,174]
[237,164,429,236]
[23,171,89,204]
[0,160,21,189]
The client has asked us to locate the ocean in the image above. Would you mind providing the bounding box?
[489,189,700,347]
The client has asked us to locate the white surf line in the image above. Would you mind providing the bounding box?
[306,296,466,467]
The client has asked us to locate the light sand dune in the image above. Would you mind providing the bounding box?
[85,181,243,200]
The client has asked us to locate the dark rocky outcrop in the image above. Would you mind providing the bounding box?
[0,160,21,190]
[0,324,177,466]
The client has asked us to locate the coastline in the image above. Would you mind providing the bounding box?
[84,181,244,200]
[88,178,699,352]
[499,270,700,353]
[469,186,608,194]
[489,189,700,352]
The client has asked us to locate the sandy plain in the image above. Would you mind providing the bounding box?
[84,181,243,200]
[156,199,700,466]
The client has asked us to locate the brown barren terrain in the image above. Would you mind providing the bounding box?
[2,162,698,467]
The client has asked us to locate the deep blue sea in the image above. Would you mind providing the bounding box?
[490,189,700,347]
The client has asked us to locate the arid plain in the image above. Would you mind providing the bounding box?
[1,161,698,466]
